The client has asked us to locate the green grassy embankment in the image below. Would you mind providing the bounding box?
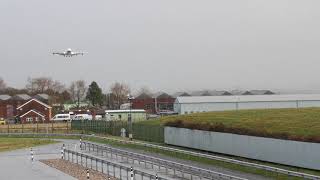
[142,108,320,142]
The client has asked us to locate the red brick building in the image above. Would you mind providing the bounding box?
[16,99,52,123]
[0,95,12,119]
[132,92,175,114]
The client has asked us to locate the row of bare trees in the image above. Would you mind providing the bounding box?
[0,77,134,109]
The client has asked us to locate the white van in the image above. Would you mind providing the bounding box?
[51,114,71,122]
[72,114,92,121]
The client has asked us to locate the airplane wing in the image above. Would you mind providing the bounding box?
[72,52,85,56]
[52,52,65,55]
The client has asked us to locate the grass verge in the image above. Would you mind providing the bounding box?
[141,108,320,143]
[0,137,56,152]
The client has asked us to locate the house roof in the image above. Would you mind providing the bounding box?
[152,92,173,99]
[20,109,45,118]
[190,90,232,96]
[190,90,212,96]
[243,90,275,95]
[135,93,152,99]
[175,94,320,104]
[172,92,191,98]
[230,90,246,95]
[12,94,31,101]
[17,98,52,110]
[0,95,11,101]
[34,93,49,100]
[208,90,232,96]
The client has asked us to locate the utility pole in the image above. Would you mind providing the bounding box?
[127,94,134,140]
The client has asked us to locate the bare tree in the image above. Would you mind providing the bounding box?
[26,77,65,94]
[110,82,130,109]
[69,80,87,107]
[0,77,6,91]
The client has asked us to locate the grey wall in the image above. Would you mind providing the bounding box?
[165,127,320,170]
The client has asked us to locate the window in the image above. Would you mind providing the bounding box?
[57,115,68,118]
[145,104,151,109]
[26,117,33,122]
[35,117,39,122]
[118,115,122,120]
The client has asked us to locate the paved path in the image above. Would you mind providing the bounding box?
[0,140,78,180]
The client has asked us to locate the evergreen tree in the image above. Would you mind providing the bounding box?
[86,81,103,106]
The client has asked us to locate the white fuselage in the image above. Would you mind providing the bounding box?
[65,49,72,56]
[53,48,84,57]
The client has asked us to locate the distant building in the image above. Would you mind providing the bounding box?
[174,94,320,114]
[191,90,212,96]
[132,92,175,114]
[0,95,12,119]
[33,93,50,104]
[105,109,146,122]
[131,93,153,113]
[63,103,89,111]
[208,90,232,96]
[120,103,131,110]
[172,92,191,98]
[153,92,175,113]
[242,90,275,95]
[190,90,232,96]
[16,99,52,123]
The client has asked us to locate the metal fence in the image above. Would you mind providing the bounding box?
[81,141,248,180]
[91,136,320,180]
[64,149,166,180]
[71,120,164,143]
[1,133,319,180]
[0,122,70,134]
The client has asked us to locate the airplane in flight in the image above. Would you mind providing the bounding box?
[52,48,86,57]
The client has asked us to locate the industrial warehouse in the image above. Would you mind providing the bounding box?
[174,94,320,114]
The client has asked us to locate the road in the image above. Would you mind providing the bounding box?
[0,139,78,180]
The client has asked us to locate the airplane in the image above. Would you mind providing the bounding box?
[52,48,85,57]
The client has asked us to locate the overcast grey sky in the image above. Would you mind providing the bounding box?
[1,0,320,93]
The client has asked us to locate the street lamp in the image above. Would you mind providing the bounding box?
[127,94,135,140]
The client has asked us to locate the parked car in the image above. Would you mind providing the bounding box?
[0,119,6,125]
[51,114,71,122]
[72,114,92,121]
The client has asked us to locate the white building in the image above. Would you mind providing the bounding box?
[105,109,146,121]
[174,94,320,114]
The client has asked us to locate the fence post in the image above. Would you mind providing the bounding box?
[36,121,39,133]
[61,144,65,159]
[130,166,134,180]
[22,123,24,133]
[86,169,90,179]
[80,137,82,150]
[51,122,54,133]
[30,148,34,162]
[7,123,9,133]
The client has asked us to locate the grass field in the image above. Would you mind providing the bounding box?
[0,137,55,152]
[141,108,320,142]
